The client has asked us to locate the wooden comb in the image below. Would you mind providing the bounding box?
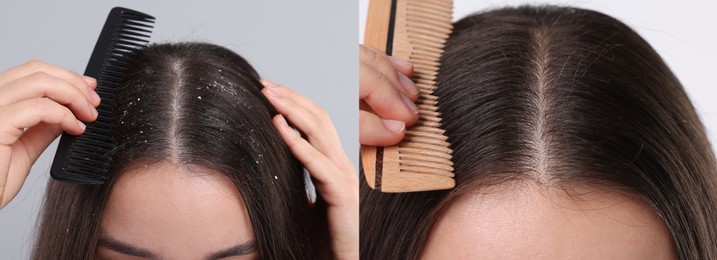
[361,0,455,192]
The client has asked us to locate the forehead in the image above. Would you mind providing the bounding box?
[422,182,676,259]
[99,162,255,258]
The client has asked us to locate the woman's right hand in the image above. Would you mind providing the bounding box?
[0,61,100,210]
[359,44,419,146]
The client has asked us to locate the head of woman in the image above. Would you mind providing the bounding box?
[33,42,319,259]
[361,5,717,259]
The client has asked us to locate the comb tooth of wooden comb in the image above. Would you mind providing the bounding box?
[361,0,455,193]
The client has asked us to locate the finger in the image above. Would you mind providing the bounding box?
[13,122,62,170]
[82,75,98,91]
[359,110,406,146]
[271,114,344,188]
[0,98,86,147]
[360,62,419,125]
[2,123,62,207]
[388,55,414,78]
[0,60,100,106]
[261,81,352,167]
[360,45,419,101]
[0,72,98,122]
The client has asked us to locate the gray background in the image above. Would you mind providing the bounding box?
[0,1,357,258]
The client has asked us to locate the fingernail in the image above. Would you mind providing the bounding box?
[398,73,419,96]
[401,94,420,115]
[388,56,413,71]
[82,76,96,86]
[260,79,279,88]
[382,119,405,133]
[88,102,98,117]
[265,87,281,99]
[89,87,101,103]
[77,120,86,130]
[276,114,289,128]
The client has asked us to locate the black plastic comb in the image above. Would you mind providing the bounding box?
[50,7,155,184]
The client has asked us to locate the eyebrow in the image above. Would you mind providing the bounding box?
[98,236,257,260]
[98,237,156,259]
[205,240,257,260]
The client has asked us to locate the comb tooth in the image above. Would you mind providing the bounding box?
[118,21,153,29]
[394,44,446,56]
[402,134,451,146]
[121,15,155,23]
[397,147,452,159]
[418,89,439,98]
[111,44,138,53]
[407,0,452,13]
[408,125,446,134]
[400,163,454,175]
[399,145,453,159]
[417,105,440,114]
[400,155,454,169]
[405,6,453,19]
[411,41,445,53]
[419,92,438,99]
[419,109,441,117]
[410,47,444,60]
[400,142,453,154]
[114,39,146,47]
[407,58,440,68]
[120,10,155,20]
[417,86,438,94]
[405,14,453,31]
[117,29,152,38]
[117,34,151,44]
[118,24,152,34]
[416,77,437,84]
[120,19,154,29]
[405,11,453,24]
[404,34,448,49]
[418,114,442,123]
[412,57,441,67]
[419,98,439,106]
[398,168,454,179]
[418,110,442,119]
[412,120,440,128]
[120,8,155,19]
[121,13,155,20]
[418,98,439,106]
[405,133,448,144]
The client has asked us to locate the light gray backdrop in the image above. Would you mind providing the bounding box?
[0,1,357,258]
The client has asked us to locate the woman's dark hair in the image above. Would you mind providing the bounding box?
[361,5,717,259]
[33,42,321,259]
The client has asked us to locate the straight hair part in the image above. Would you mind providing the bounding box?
[360,5,717,259]
[33,42,321,259]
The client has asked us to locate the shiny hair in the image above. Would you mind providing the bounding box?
[360,6,717,259]
[33,42,321,259]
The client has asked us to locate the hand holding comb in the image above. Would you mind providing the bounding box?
[361,0,455,192]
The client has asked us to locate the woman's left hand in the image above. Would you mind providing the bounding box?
[260,79,358,260]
